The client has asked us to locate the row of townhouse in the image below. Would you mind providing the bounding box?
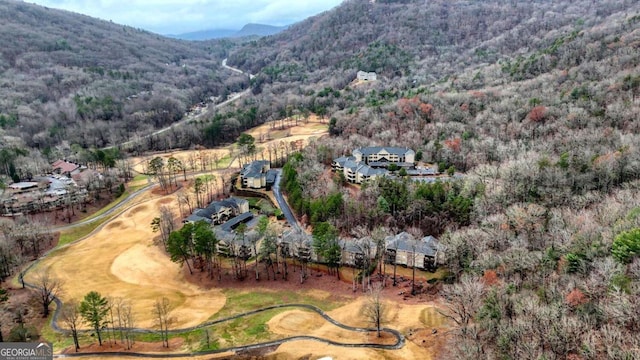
[279,229,444,271]
[183,197,250,225]
[183,196,443,271]
[384,232,441,271]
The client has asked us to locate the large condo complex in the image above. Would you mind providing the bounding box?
[332,146,416,184]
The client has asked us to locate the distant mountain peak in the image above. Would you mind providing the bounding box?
[170,23,288,41]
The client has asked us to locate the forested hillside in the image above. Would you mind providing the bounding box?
[1,0,640,357]
[228,0,637,83]
[0,0,245,153]
[260,1,640,358]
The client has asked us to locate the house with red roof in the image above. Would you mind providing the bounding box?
[51,160,84,177]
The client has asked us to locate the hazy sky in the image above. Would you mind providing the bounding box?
[28,0,343,34]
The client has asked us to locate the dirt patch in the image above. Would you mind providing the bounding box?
[104,220,123,231]
[421,306,447,328]
[127,204,148,216]
[268,310,324,334]
[62,337,185,355]
[268,307,394,346]
[157,198,174,206]
[0,285,48,342]
[150,184,181,197]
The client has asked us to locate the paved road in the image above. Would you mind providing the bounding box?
[49,303,404,358]
[222,58,255,79]
[52,182,156,231]
[272,169,303,233]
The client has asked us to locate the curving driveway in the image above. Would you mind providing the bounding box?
[272,169,303,233]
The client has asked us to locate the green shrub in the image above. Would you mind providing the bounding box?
[611,228,640,264]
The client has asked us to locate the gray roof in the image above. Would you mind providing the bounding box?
[357,165,387,177]
[185,197,248,223]
[266,169,278,184]
[187,207,215,221]
[241,160,269,178]
[214,227,236,242]
[217,228,259,247]
[406,168,438,176]
[219,212,253,232]
[184,212,212,223]
[217,197,248,211]
[344,159,360,171]
[385,232,440,257]
[282,229,312,247]
[340,238,376,254]
[369,161,414,168]
[332,156,355,166]
[8,182,39,189]
[353,147,415,157]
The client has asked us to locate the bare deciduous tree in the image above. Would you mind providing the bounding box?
[440,275,485,336]
[153,297,173,348]
[61,300,81,352]
[362,282,385,337]
[33,267,63,318]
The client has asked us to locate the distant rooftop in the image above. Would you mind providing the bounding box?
[354,146,415,156]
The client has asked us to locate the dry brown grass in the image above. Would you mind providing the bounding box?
[129,117,328,173]
[28,117,451,359]
[25,192,226,329]
[265,298,449,360]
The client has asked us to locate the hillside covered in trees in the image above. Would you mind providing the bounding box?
[248,1,640,358]
[0,0,247,153]
[1,0,640,357]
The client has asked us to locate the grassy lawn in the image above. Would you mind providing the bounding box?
[40,301,306,354]
[215,154,233,169]
[125,308,291,353]
[76,190,132,223]
[56,219,108,247]
[56,186,148,248]
[306,123,328,131]
[211,289,345,321]
[132,174,149,182]
[208,308,288,349]
[40,309,81,352]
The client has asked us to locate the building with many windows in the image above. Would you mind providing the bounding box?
[240,160,277,189]
[331,146,416,184]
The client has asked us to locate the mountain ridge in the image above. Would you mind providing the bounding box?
[0,0,246,151]
[168,23,288,41]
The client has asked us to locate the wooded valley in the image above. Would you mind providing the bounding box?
[1,0,640,358]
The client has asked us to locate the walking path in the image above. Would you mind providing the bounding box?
[49,304,403,358]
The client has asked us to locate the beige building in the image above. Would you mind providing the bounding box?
[353,146,415,165]
[357,71,377,81]
[384,232,442,271]
[331,146,416,184]
[184,197,249,224]
[240,160,272,189]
